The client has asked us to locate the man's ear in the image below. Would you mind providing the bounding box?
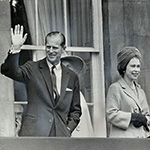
[61,50,68,58]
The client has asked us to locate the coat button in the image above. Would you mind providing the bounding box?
[49,119,52,123]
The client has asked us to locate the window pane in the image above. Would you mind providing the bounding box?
[37,0,65,45]
[67,0,93,47]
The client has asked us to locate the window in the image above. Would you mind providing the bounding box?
[12,0,106,136]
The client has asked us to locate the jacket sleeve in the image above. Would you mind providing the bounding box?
[67,76,82,133]
[140,89,150,129]
[106,83,131,130]
[1,52,32,82]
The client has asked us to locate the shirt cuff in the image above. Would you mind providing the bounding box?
[9,45,21,54]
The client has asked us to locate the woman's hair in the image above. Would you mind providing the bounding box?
[117,46,142,77]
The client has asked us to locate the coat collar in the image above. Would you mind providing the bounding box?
[118,77,141,89]
[118,77,142,110]
[38,58,55,106]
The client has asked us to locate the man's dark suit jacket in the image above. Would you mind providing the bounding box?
[1,53,82,137]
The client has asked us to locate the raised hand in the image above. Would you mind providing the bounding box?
[11,24,28,50]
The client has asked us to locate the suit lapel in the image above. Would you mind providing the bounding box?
[54,63,70,107]
[38,59,72,107]
[118,78,142,110]
[38,58,55,106]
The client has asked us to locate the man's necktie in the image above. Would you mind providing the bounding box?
[51,66,59,101]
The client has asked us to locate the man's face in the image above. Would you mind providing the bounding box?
[45,35,64,65]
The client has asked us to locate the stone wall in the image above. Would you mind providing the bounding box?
[103,0,150,107]
[0,0,15,136]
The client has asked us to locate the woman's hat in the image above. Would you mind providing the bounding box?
[117,47,142,76]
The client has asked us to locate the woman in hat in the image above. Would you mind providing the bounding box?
[106,47,150,138]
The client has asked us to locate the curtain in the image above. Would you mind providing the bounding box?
[68,0,93,47]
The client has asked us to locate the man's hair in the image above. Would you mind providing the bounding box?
[45,31,66,48]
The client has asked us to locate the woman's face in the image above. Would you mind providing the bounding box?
[124,57,141,81]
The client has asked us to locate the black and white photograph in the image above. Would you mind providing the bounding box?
[0,0,150,150]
